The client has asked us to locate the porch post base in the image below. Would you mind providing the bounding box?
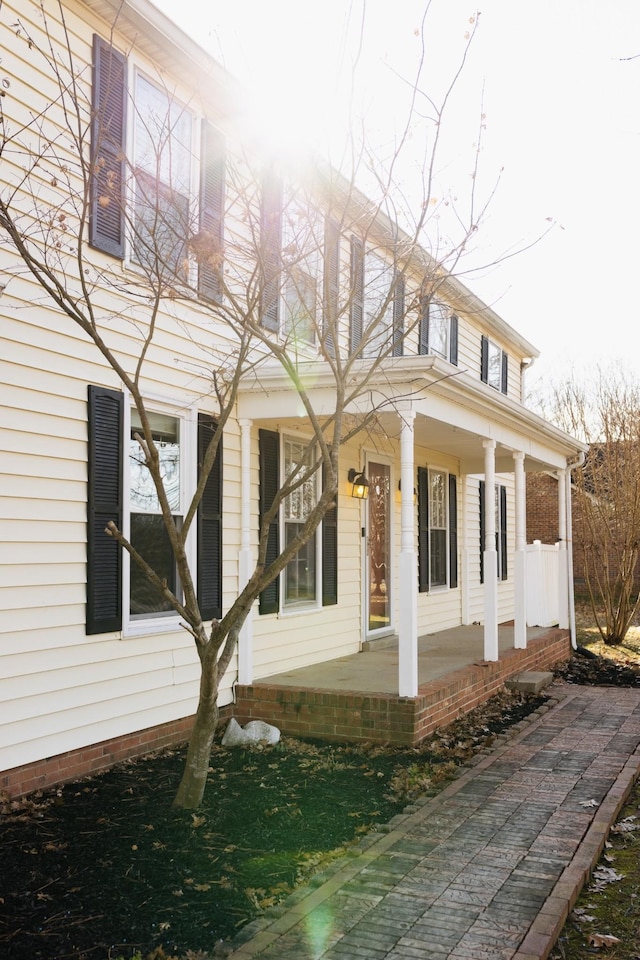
[398,549,418,697]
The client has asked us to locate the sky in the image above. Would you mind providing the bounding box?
[154,0,640,400]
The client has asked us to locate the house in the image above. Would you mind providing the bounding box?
[0,0,587,799]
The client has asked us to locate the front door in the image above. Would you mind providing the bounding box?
[366,460,392,634]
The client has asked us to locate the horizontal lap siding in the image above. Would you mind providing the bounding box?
[0,1,240,779]
[252,445,361,678]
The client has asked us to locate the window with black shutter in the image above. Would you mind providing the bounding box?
[260,175,282,332]
[392,272,405,357]
[90,36,127,257]
[481,335,508,395]
[258,430,280,613]
[197,415,223,620]
[349,236,364,353]
[323,219,340,358]
[198,122,225,302]
[87,385,123,634]
[479,479,507,583]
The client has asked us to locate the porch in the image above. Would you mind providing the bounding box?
[232,624,571,746]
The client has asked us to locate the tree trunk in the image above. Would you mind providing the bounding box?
[173,652,219,810]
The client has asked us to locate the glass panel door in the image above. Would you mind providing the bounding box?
[367,461,391,632]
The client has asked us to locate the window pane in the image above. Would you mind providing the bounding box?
[130,411,180,513]
[284,521,316,603]
[430,303,449,359]
[130,513,180,616]
[487,340,502,390]
[362,253,394,358]
[133,76,192,275]
[430,529,447,586]
[284,438,317,605]
[283,266,317,344]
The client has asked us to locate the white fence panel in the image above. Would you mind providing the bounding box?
[526,541,560,627]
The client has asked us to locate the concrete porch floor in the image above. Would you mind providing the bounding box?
[257,624,551,696]
[232,625,570,745]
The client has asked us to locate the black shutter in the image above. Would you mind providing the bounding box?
[499,484,508,580]
[501,352,509,395]
[419,297,430,355]
[87,385,123,634]
[321,464,338,606]
[349,236,364,353]
[449,314,459,366]
[449,474,458,589]
[479,479,485,584]
[197,415,223,621]
[323,219,339,358]
[480,335,489,384]
[90,36,127,257]
[260,174,282,332]
[198,122,225,302]
[259,429,280,614]
[418,466,429,593]
[392,272,404,357]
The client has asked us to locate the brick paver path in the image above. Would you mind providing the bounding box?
[222,684,640,960]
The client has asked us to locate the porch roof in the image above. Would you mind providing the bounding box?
[237,357,587,472]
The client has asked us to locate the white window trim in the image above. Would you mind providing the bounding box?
[122,392,198,638]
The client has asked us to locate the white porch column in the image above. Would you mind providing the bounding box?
[557,467,569,629]
[399,412,418,697]
[565,464,578,648]
[237,418,254,685]
[513,451,527,649]
[483,440,499,661]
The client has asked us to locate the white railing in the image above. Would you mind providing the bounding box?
[526,540,560,627]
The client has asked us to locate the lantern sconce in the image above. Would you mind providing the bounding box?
[348,468,369,500]
[398,479,417,505]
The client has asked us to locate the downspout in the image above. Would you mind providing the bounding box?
[566,450,586,650]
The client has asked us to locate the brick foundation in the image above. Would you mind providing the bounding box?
[233,629,571,746]
[2,628,570,799]
[2,715,195,800]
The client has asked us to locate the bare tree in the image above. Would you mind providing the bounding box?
[550,370,640,644]
[1,1,501,807]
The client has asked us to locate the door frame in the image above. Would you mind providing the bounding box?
[362,452,395,641]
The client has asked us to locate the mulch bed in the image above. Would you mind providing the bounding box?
[1,652,627,960]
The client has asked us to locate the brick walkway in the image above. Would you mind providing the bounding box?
[219,683,640,960]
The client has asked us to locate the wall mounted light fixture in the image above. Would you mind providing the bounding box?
[398,479,417,504]
[348,468,369,500]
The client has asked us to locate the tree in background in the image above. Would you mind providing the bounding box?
[1,1,498,807]
[551,370,640,644]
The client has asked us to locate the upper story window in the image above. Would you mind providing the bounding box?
[481,335,508,395]
[89,36,225,301]
[132,75,194,278]
[350,242,404,358]
[419,299,458,365]
[260,179,326,347]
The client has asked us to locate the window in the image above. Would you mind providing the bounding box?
[86,386,222,634]
[90,36,225,299]
[418,468,458,593]
[479,480,508,583]
[132,75,193,278]
[429,470,447,587]
[349,243,404,357]
[129,410,182,617]
[419,299,458,365]
[481,335,508,394]
[283,438,317,605]
[261,183,324,345]
[258,430,338,614]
